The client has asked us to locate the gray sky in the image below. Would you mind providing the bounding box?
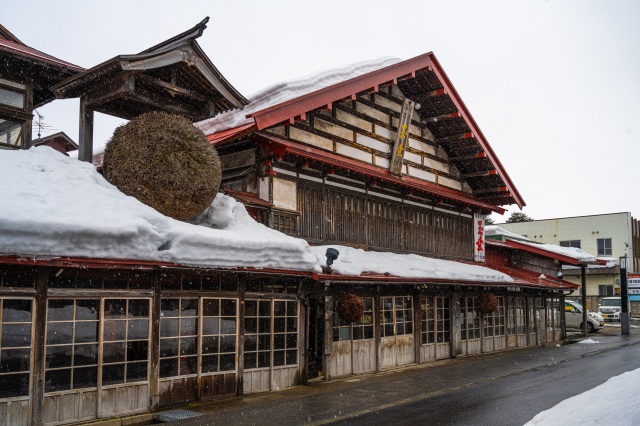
[4,0,639,222]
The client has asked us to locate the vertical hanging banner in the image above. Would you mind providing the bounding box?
[389,98,415,176]
[474,213,486,262]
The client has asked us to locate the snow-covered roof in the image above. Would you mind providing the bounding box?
[0,146,517,284]
[486,225,599,264]
[485,225,531,241]
[196,57,400,135]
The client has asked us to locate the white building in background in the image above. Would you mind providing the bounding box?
[498,212,640,297]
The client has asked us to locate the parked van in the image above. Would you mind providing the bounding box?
[565,300,604,333]
[598,297,623,322]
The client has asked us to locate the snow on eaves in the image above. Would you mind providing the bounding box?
[196,57,401,135]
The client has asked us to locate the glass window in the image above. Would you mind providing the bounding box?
[507,298,516,335]
[0,299,32,399]
[382,297,413,337]
[597,238,612,256]
[515,297,526,335]
[461,297,480,340]
[598,285,614,296]
[201,298,237,374]
[483,296,505,338]
[332,297,374,342]
[244,299,298,370]
[0,87,24,109]
[45,299,100,392]
[421,297,434,344]
[159,299,198,378]
[436,297,450,343]
[560,240,581,249]
[0,117,23,147]
[102,299,150,386]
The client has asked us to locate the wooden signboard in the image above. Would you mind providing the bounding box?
[389,98,416,176]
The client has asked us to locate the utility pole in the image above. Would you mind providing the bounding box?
[620,256,630,335]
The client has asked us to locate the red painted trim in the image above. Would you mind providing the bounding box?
[240,52,524,209]
[255,132,505,213]
[247,53,435,130]
[207,123,256,146]
[428,55,525,209]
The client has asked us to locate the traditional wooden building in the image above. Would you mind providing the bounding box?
[195,54,592,383]
[0,21,589,426]
[0,24,83,150]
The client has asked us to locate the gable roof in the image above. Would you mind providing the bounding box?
[52,17,248,121]
[201,52,524,209]
[0,24,84,108]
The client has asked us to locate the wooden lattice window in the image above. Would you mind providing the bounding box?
[0,298,32,398]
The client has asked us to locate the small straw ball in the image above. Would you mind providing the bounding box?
[102,112,222,220]
[337,294,365,323]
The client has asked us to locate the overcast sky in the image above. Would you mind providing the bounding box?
[5,0,639,222]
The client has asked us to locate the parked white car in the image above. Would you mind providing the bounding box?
[598,297,622,322]
[565,300,604,333]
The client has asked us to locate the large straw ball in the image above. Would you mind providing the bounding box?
[102,112,221,220]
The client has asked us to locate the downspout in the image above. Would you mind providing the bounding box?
[581,265,587,336]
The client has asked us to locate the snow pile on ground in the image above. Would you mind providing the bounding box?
[308,245,513,282]
[0,147,318,271]
[525,367,640,425]
[0,147,515,282]
[576,338,601,344]
[196,57,401,135]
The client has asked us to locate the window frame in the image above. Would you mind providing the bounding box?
[0,297,33,400]
[597,238,612,256]
[333,297,374,342]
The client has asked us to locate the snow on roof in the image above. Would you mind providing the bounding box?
[309,245,512,283]
[196,57,401,135]
[0,147,316,271]
[486,225,598,263]
[485,225,531,241]
[0,146,513,283]
[514,240,598,263]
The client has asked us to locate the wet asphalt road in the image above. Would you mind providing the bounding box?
[335,342,640,425]
[151,323,640,426]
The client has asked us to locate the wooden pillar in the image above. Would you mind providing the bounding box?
[374,294,382,372]
[23,80,34,149]
[78,96,94,162]
[323,294,333,380]
[451,293,461,357]
[413,288,422,363]
[237,275,246,395]
[31,267,49,426]
[148,271,161,411]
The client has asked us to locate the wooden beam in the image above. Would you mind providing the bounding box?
[474,185,508,196]
[84,74,136,109]
[437,132,473,144]
[461,169,497,179]
[421,111,460,123]
[135,73,209,102]
[448,151,486,162]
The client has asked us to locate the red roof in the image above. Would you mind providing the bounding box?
[207,52,524,209]
[0,37,83,72]
[487,239,604,266]
[207,123,256,146]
